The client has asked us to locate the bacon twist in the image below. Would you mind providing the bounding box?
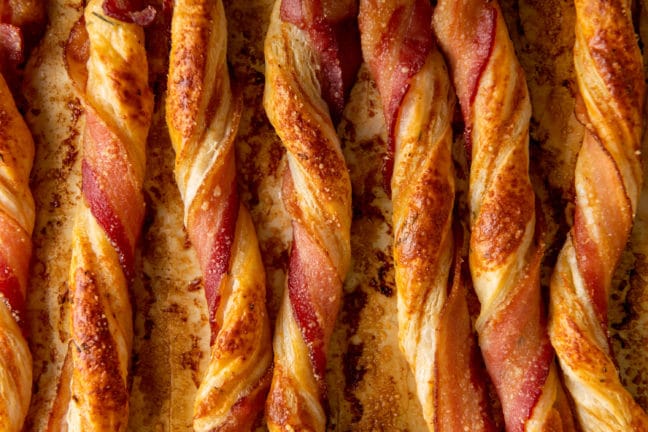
[434,1,575,431]
[263,0,360,430]
[50,0,153,429]
[359,1,494,430]
[165,0,273,430]
[548,1,648,429]
[0,2,43,430]
[0,72,35,432]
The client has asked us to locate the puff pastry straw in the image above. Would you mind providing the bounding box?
[434,1,575,431]
[166,0,273,430]
[548,0,648,429]
[263,0,360,430]
[0,3,43,430]
[0,67,35,432]
[359,0,494,430]
[0,0,45,91]
[49,0,153,429]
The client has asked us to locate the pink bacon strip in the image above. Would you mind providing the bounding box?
[264,0,360,430]
[359,1,495,430]
[188,175,239,337]
[48,1,153,429]
[280,0,361,121]
[434,1,575,431]
[166,0,273,429]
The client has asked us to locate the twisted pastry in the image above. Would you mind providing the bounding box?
[434,1,575,431]
[359,1,494,430]
[548,1,648,429]
[264,0,360,429]
[0,72,35,432]
[49,0,153,429]
[166,0,272,430]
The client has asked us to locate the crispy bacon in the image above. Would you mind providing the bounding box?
[478,252,552,432]
[52,2,154,429]
[368,0,433,187]
[572,135,633,330]
[280,0,361,121]
[0,212,28,327]
[64,17,90,89]
[287,223,336,389]
[81,110,145,283]
[199,181,239,337]
[0,23,21,70]
[546,1,648,428]
[103,0,156,26]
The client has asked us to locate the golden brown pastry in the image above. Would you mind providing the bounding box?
[548,0,648,429]
[434,0,575,430]
[49,0,153,429]
[263,0,361,430]
[166,0,273,430]
[359,0,494,430]
[0,71,35,432]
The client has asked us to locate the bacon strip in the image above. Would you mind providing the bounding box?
[363,0,433,188]
[264,0,359,430]
[279,0,361,122]
[434,1,575,431]
[359,1,495,430]
[548,1,648,429]
[0,264,22,324]
[0,23,22,84]
[51,1,153,429]
[200,180,239,336]
[81,150,138,284]
[165,0,272,430]
[0,0,45,51]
